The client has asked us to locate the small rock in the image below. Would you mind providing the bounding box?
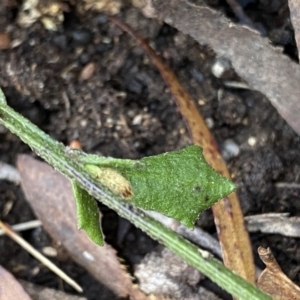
[248,136,256,146]
[53,34,68,50]
[0,32,11,49]
[79,52,90,64]
[42,246,57,257]
[80,119,88,127]
[191,69,204,82]
[211,57,231,78]
[132,114,143,125]
[205,117,214,129]
[71,28,93,45]
[79,62,96,81]
[95,42,112,53]
[222,139,240,159]
[102,37,111,44]
[94,14,108,24]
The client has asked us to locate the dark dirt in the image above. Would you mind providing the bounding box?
[0,0,300,299]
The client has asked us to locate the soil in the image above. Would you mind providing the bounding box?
[0,0,300,299]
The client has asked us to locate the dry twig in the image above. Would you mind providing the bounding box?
[0,220,83,293]
[0,220,41,236]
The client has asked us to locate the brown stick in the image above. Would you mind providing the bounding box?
[109,15,255,284]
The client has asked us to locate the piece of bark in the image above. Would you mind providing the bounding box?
[19,280,86,300]
[144,0,300,135]
[257,247,300,299]
[17,155,149,300]
[0,266,32,300]
[288,0,300,61]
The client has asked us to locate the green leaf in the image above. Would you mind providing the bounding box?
[71,180,104,246]
[85,146,235,228]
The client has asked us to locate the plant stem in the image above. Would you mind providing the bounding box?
[0,90,271,300]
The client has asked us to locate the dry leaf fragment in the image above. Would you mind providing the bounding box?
[0,266,32,300]
[257,247,300,299]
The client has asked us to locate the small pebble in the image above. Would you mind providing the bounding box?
[132,115,143,125]
[198,99,205,105]
[31,267,40,276]
[79,52,90,64]
[10,39,23,48]
[79,62,96,81]
[0,32,11,49]
[71,28,93,45]
[102,37,111,44]
[191,69,204,82]
[248,136,256,146]
[211,57,231,78]
[222,139,240,159]
[42,246,58,257]
[94,14,108,24]
[205,117,214,129]
[53,34,68,50]
[80,119,88,127]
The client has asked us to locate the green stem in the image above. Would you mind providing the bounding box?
[0,90,271,300]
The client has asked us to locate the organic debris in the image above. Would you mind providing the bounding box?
[257,247,300,299]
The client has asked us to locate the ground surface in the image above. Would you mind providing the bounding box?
[0,0,300,299]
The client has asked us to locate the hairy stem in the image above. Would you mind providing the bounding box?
[0,89,270,299]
